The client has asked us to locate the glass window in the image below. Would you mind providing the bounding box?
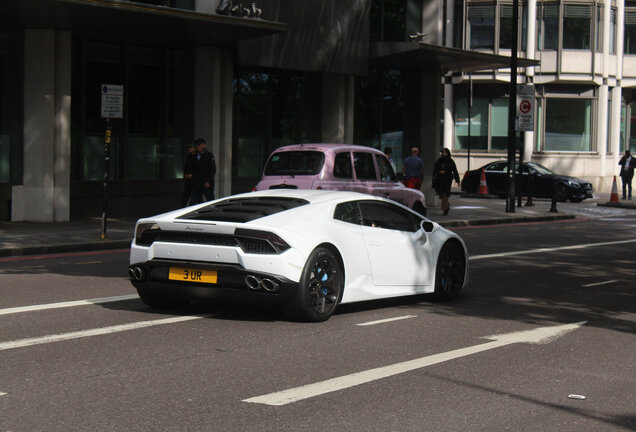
[263,151,325,176]
[610,8,616,54]
[455,97,489,150]
[630,102,636,152]
[72,40,193,182]
[563,4,591,50]
[334,201,362,225]
[334,152,353,178]
[626,10,636,54]
[354,68,404,173]
[353,152,377,180]
[359,201,420,232]
[233,71,321,188]
[539,4,559,50]
[490,99,509,151]
[370,0,407,42]
[499,4,513,49]
[544,98,592,151]
[468,4,495,49]
[375,154,395,181]
[595,5,603,52]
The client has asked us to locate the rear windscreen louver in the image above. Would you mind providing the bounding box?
[178,197,309,223]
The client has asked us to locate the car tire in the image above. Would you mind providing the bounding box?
[556,183,568,202]
[283,247,343,322]
[136,286,189,309]
[569,196,583,203]
[434,241,466,301]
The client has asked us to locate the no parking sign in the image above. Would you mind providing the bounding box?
[516,84,534,131]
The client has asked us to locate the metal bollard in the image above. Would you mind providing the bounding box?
[525,172,535,206]
[549,178,558,213]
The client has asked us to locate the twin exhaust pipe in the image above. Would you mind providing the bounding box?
[244,275,280,292]
[128,266,145,282]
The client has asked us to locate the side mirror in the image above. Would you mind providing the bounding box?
[421,220,435,233]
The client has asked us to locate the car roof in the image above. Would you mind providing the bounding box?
[270,143,385,155]
[229,189,385,204]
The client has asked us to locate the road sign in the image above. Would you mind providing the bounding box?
[516,84,534,131]
[101,84,124,119]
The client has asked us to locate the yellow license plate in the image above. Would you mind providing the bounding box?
[168,267,218,284]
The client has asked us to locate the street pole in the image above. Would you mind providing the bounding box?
[506,0,519,213]
[101,118,111,240]
[467,73,472,172]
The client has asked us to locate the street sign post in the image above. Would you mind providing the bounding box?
[100,84,124,240]
[516,84,535,132]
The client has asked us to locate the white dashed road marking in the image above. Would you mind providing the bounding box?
[470,238,636,261]
[582,280,618,287]
[0,315,212,351]
[357,315,417,326]
[0,294,139,316]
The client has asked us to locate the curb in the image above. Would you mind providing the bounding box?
[0,239,131,258]
[596,202,636,210]
[438,214,575,228]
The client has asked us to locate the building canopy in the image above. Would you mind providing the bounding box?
[371,42,540,74]
[0,0,286,46]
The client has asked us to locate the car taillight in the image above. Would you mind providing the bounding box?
[234,228,290,254]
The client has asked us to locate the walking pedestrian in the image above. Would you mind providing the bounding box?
[432,148,460,216]
[190,138,216,205]
[182,142,197,207]
[384,147,397,173]
[619,150,635,200]
[402,146,425,190]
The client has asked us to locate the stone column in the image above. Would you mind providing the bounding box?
[321,73,354,144]
[12,29,71,221]
[193,46,234,199]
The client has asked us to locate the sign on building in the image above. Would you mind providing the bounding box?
[101,84,124,119]
[516,84,534,132]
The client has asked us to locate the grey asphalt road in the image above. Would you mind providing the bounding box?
[1,215,635,432]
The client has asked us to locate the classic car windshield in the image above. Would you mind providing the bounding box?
[264,151,325,176]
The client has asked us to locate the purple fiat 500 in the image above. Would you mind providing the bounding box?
[254,144,427,216]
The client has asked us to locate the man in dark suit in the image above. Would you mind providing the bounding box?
[619,150,635,200]
[190,138,216,205]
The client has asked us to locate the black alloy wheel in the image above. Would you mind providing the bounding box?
[283,247,343,322]
[555,183,568,202]
[434,241,466,301]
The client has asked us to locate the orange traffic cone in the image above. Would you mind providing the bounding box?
[478,168,488,195]
[609,175,620,202]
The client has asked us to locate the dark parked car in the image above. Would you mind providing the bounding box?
[461,161,593,202]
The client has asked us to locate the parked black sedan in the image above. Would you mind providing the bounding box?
[461,161,593,202]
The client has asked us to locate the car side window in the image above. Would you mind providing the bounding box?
[333,201,362,225]
[487,162,507,172]
[359,202,420,232]
[353,152,377,180]
[375,154,395,181]
[334,152,353,178]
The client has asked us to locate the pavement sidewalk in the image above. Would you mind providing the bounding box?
[0,191,633,258]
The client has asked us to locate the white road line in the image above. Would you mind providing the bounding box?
[243,322,585,406]
[0,392,7,396]
[582,280,618,287]
[0,294,139,316]
[470,238,636,261]
[357,315,417,326]
[0,315,211,351]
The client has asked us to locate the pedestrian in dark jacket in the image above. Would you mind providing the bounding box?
[189,138,216,205]
[432,148,460,215]
[619,150,635,200]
